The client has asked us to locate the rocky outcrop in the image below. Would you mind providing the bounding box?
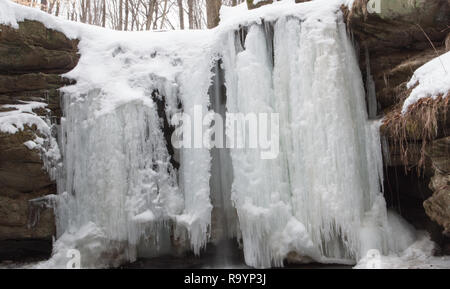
[446,33,450,51]
[347,0,449,114]
[424,137,450,236]
[0,20,79,261]
[347,0,450,249]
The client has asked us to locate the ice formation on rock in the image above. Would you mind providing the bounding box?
[0,0,420,268]
[220,14,413,268]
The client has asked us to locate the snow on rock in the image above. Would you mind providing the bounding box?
[33,222,128,269]
[0,101,50,135]
[23,140,37,150]
[402,51,450,113]
[0,100,61,179]
[132,210,156,223]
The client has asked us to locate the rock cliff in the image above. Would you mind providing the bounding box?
[0,20,78,261]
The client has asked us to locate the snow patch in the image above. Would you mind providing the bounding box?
[133,210,156,223]
[0,101,49,135]
[356,233,450,269]
[402,51,450,113]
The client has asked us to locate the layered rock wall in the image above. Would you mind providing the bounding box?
[0,20,78,260]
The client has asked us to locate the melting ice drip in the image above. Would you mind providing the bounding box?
[43,12,414,268]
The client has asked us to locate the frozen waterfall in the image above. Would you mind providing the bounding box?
[222,17,395,268]
[31,4,415,269]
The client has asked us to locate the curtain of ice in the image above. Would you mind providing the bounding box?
[221,15,398,268]
[44,8,414,269]
[51,49,214,267]
[55,85,185,265]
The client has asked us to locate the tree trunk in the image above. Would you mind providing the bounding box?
[124,0,129,31]
[153,1,159,29]
[207,0,221,29]
[119,0,123,30]
[71,0,76,21]
[47,0,55,14]
[40,0,47,11]
[80,0,87,23]
[55,0,60,16]
[87,0,92,24]
[160,0,169,30]
[145,0,156,30]
[188,0,194,29]
[102,0,106,27]
[177,0,184,30]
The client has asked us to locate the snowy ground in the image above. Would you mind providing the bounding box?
[3,233,449,269]
[356,233,450,269]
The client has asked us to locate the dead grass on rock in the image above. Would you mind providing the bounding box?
[382,88,449,172]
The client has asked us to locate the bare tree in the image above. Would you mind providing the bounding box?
[119,0,123,30]
[124,0,129,30]
[55,0,60,16]
[187,0,194,29]
[159,0,169,29]
[14,0,212,32]
[207,0,221,29]
[102,0,106,27]
[40,0,47,11]
[177,0,184,29]
[152,1,159,29]
[87,0,92,24]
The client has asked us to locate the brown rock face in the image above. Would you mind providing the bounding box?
[446,33,450,52]
[0,130,53,193]
[0,21,79,73]
[0,20,79,260]
[424,138,450,236]
[348,0,449,113]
